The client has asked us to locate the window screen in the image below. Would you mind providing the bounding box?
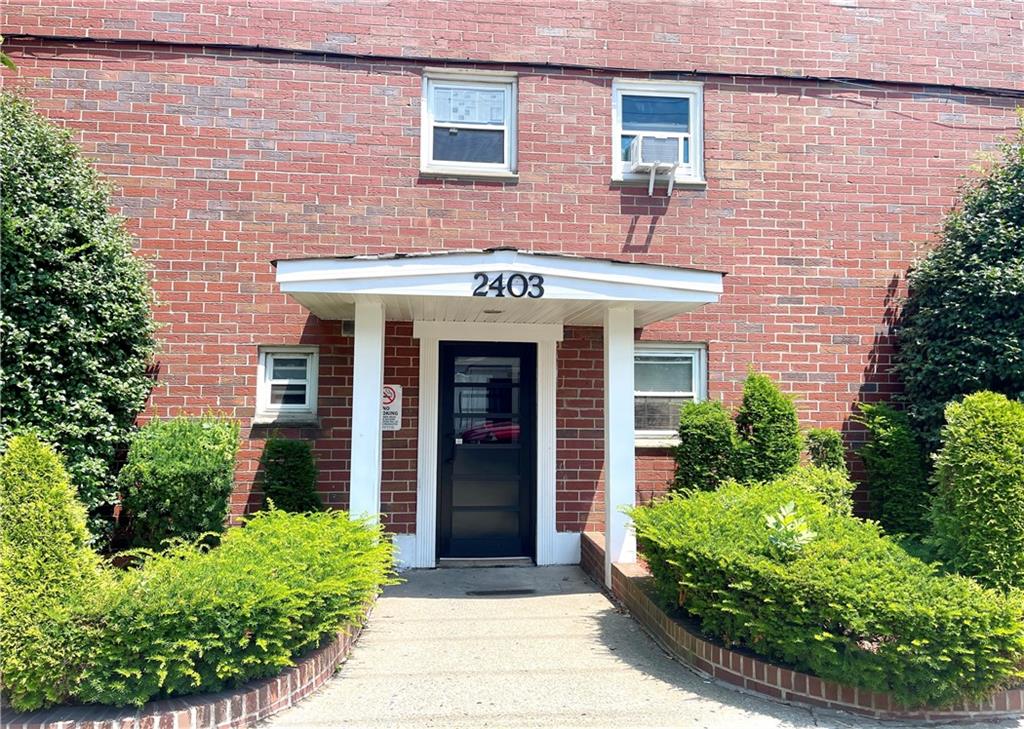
[634,347,704,433]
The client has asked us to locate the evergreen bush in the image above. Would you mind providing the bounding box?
[896,125,1024,452]
[854,402,930,534]
[0,436,394,712]
[260,437,322,512]
[735,370,802,481]
[930,392,1024,591]
[79,510,395,706]
[671,401,739,493]
[771,465,855,517]
[118,415,240,549]
[0,434,106,710]
[0,93,157,542]
[805,428,847,473]
[631,481,1024,707]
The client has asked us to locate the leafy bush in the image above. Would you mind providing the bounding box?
[896,126,1024,453]
[854,402,930,534]
[260,437,322,512]
[1,93,157,542]
[119,415,240,549]
[78,510,395,706]
[763,501,816,561]
[0,434,108,710]
[770,465,855,517]
[631,481,1024,707]
[735,369,802,481]
[930,392,1024,591]
[805,428,846,473]
[671,401,739,493]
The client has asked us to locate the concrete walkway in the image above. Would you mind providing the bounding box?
[264,566,1022,729]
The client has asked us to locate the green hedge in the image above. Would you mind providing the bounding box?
[895,127,1024,452]
[770,465,855,517]
[854,402,930,534]
[260,437,322,512]
[735,370,802,482]
[78,510,395,706]
[119,415,240,549]
[805,428,846,473]
[671,401,739,493]
[1,93,157,543]
[631,481,1024,707]
[0,434,108,710]
[931,392,1024,591]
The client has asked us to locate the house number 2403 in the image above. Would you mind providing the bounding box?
[472,272,545,298]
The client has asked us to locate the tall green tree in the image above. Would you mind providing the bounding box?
[1,93,157,541]
[896,122,1024,452]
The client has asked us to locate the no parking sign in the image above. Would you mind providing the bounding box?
[382,384,402,432]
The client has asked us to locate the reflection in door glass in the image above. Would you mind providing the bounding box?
[453,356,521,443]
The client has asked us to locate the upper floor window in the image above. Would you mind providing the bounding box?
[255,346,319,423]
[634,344,707,438]
[612,79,704,185]
[420,72,517,178]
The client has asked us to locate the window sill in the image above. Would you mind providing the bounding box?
[612,176,707,190]
[419,168,519,183]
[251,413,321,428]
[635,436,679,450]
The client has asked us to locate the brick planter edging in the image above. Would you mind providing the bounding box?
[581,532,1024,723]
[2,624,364,729]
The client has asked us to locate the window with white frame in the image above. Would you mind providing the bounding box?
[612,79,704,184]
[634,345,707,436]
[256,347,319,421]
[420,72,516,176]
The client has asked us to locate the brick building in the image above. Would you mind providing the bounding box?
[3,1,1022,574]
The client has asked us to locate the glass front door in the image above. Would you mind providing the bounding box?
[437,342,536,559]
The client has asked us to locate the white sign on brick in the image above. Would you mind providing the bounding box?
[382,384,402,432]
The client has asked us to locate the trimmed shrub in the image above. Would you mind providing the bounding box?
[896,126,1024,453]
[930,392,1024,591]
[0,434,107,710]
[119,415,240,549]
[854,402,929,534]
[805,428,847,473]
[631,481,1024,707]
[78,510,395,706]
[260,437,322,512]
[1,93,157,541]
[735,369,801,481]
[671,401,739,493]
[771,465,855,517]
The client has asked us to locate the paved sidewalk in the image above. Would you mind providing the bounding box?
[264,566,1021,729]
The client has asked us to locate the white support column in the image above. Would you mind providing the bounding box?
[603,304,637,587]
[535,338,558,565]
[349,299,385,520]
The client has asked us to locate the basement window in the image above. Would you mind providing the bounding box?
[634,344,707,441]
[421,71,517,178]
[255,346,319,423]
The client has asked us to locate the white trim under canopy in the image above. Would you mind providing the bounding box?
[274,248,723,327]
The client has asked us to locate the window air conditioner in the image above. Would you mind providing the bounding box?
[626,134,681,196]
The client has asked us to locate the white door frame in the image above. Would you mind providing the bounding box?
[408,321,574,568]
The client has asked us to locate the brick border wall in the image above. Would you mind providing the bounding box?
[2,625,363,729]
[580,533,1024,723]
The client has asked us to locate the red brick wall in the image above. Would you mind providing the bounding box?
[5,0,1022,91]
[2,5,1021,531]
[556,327,605,532]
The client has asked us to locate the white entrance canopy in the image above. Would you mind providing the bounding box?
[273,248,724,585]
[275,248,723,327]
